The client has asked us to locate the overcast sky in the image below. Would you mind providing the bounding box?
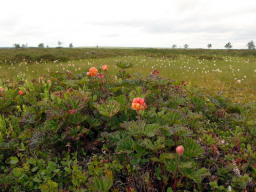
[1,0,256,48]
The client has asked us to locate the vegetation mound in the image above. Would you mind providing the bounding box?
[0,63,256,191]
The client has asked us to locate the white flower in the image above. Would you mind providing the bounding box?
[237,80,241,83]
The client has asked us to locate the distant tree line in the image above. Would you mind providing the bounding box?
[171,40,255,50]
[13,41,74,49]
[13,40,256,50]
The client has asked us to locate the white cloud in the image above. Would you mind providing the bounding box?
[0,0,256,48]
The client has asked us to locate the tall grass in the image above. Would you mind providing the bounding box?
[0,48,255,103]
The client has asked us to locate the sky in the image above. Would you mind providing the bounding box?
[1,0,256,49]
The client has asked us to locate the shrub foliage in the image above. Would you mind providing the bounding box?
[0,63,256,191]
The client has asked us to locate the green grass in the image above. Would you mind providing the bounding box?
[0,48,256,103]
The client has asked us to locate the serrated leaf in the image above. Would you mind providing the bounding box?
[183,138,203,158]
[142,137,165,151]
[161,124,192,137]
[164,159,178,173]
[70,113,87,124]
[181,167,210,183]
[160,153,177,161]
[107,131,128,143]
[116,137,134,154]
[121,120,161,137]
[115,95,127,105]
[94,100,121,117]
[179,162,193,169]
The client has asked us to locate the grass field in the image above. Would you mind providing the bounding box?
[0,48,255,103]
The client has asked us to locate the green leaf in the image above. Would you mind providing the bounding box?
[88,176,113,192]
[141,159,149,163]
[163,111,183,125]
[70,113,87,124]
[130,158,141,165]
[9,156,19,165]
[115,61,133,69]
[183,138,203,158]
[44,120,60,132]
[160,153,177,161]
[12,168,23,177]
[164,159,178,173]
[27,157,37,166]
[116,137,134,154]
[142,137,165,151]
[32,166,38,172]
[121,120,161,137]
[94,100,121,117]
[107,131,129,143]
[19,142,26,151]
[115,95,127,105]
[181,167,210,183]
[179,161,193,169]
[33,177,42,183]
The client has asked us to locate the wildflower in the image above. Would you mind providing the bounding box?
[131,97,147,111]
[152,70,159,75]
[66,70,72,75]
[68,109,75,115]
[88,67,98,76]
[102,65,109,71]
[19,90,25,96]
[176,145,184,155]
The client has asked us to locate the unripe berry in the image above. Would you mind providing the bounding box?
[176,145,184,155]
[102,65,109,71]
[19,90,25,96]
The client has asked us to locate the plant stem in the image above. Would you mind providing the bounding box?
[173,155,180,192]
[137,110,142,126]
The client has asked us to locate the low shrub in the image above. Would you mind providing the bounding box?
[0,64,256,191]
